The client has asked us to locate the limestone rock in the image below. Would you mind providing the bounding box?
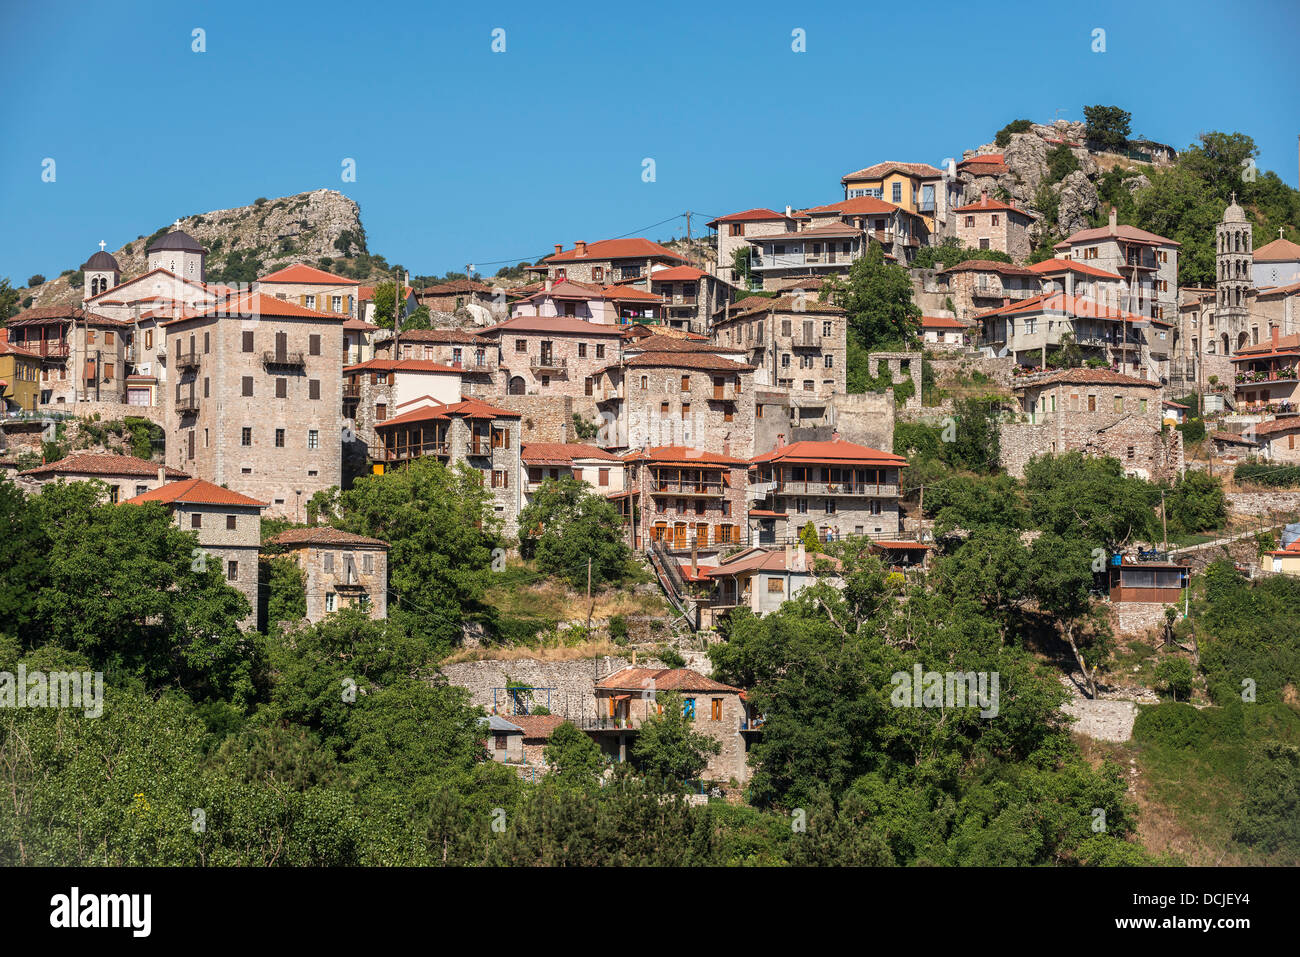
[1056,171,1099,237]
[1002,133,1049,192]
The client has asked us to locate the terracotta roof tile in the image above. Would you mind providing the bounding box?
[19,452,189,479]
[479,315,623,337]
[705,208,786,228]
[839,161,944,183]
[521,442,623,465]
[1013,368,1159,388]
[1253,238,1300,263]
[259,263,360,285]
[624,446,749,467]
[595,666,740,694]
[267,527,390,548]
[542,238,687,265]
[751,438,907,467]
[123,478,267,507]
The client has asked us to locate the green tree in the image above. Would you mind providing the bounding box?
[263,555,306,633]
[544,721,605,782]
[0,278,20,322]
[995,119,1033,148]
[1155,657,1194,701]
[1045,144,1081,185]
[1082,104,1131,152]
[823,241,920,351]
[1163,471,1225,535]
[516,477,631,588]
[630,693,721,787]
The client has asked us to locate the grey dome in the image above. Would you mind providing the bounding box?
[82,250,120,272]
[147,229,205,254]
[1222,199,1247,223]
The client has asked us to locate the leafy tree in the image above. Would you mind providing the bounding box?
[994,119,1033,148]
[1230,742,1300,855]
[0,278,20,322]
[1163,471,1225,535]
[263,555,306,633]
[1026,532,1109,696]
[731,247,752,288]
[823,241,920,351]
[1045,144,1080,185]
[798,520,822,552]
[516,477,631,589]
[543,721,605,782]
[25,274,45,288]
[336,458,502,651]
[369,281,405,330]
[401,305,432,330]
[630,693,721,787]
[947,397,1003,473]
[1083,104,1131,152]
[1155,657,1194,701]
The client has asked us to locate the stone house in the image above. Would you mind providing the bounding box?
[4,306,134,406]
[371,396,523,536]
[1053,208,1180,324]
[520,442,625,504]
[342,359,465,456]
[919,315,971,348]
[509,280,663,326]
[123,478,266,628]
[160,291,344,519]
[16,452,188,500]
[479,314,624,399]
[264,526,390,623]
[594,345,756,458]
[255,263,360,318]
[1251,415,1300,463]
[933,260,1042,322]
[343,318,381,365]
[838,161,952,236]
[1231,331,1300,416]
[623,446,749,555]
[707,208,790,286]
[748,435,908,544]
[953,192,1035,261]
[530,238,688,286]
[1002,368,1182,481]
[709,295,847,396]
[591,666,756,784]
[701,543,841,625]
[647,265,733,334]
[415,279,503,323]
[481,715,526,765]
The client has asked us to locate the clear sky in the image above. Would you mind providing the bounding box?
[1,0,1297,282]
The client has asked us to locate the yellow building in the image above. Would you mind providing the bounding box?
[840,161,945,233]
[0,332,42,413]
[1266,539,1300,576]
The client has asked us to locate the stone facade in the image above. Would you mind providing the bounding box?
[953,193,1034,260]
[266,527,390,624]
[933,261,1042,322]
[1054,208,1179,325]
[708,209,791,285]
[480,316,622,400]
[1002,369,1184,480]
[648,267,733,334]
[710,296,847,396]
[626,448,749,554]
[531,239,687,286]
[162,294,344,520]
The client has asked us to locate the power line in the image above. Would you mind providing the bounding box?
[466,213,691,269]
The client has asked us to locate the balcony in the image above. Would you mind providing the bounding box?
[974,285,1037,301]
[1235,368,1298,385]
[374,440,449,462]
[751,252,853,271]
[175,350,200,371]
[772,481,899,497]
[343,383,362,399]
[262,350,305,368]
[451,356,498,373]
[175,394,199,414]
[652,479,728,497]
[33,341,69,358]
[530,355,567,374]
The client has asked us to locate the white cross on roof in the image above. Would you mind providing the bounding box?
[98,240,106,251]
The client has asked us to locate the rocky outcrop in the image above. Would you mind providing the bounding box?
[18,189,369,309]
[1002,133,1049,193]
[1055,171,1100,237]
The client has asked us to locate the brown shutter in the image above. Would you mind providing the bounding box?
[276,378,287,398]
[299,295,307,308]
[309,379,320,400]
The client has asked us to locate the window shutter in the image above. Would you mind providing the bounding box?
[309,379,320,400]
[299,295,307,307]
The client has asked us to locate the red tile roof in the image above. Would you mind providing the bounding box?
[1229,333,1300,360]
[920,315,967,329]
[375,396,522,429]
[6,306,132,327]
[521,442,623,465]
[840,161,944,183]
[715,294,844,322]
[1252,416,1300,436]
[542,238,687,264]
[959,153,1005,165]
[797,196,905,218]
[751,438,907,467]
[624,351,752,371]
[625,446,749,467]
[936,259,1039,278]
[162,291,347,324]
[705,208,786,228]
[705,547,840,577]
[974,290,1147,323]
[1024,258,1124,280]
[479,315,623,337]
[123,478,267,508]
[389,328,485,344]
[953,196,1033,217]
[344,359,464,374]
[260,264,360,285]
[267,527,389,548]
[1055,222,1179,248]
[595,666,740,694]
[19,452,189,479]
[1253,238,1300,263]
[506,714,567,739]
[601,285,663,302]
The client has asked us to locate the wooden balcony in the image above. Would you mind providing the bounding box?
[262,350,306,368]
[530,355,567,373]
[374,441,449,462]
[175,350,200,371]
[175,394,200,413]
[772,480,899,497]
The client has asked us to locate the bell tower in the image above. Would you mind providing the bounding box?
[1215,194,1252,350]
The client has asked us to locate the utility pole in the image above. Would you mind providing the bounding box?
[585,557,594,635]
[684,211,691,242]
[392,268,402,361]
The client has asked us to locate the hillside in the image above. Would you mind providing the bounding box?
[15,189,385,310]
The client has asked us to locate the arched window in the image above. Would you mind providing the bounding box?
[508,376,526,395]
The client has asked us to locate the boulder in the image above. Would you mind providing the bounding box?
[1056,170,1100,237]
[1002,133,1049,192]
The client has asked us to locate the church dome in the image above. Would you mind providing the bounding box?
[1222,198,1247,223]
[147,229,205,254]
[82,250,121,272]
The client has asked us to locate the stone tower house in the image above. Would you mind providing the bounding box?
[1216,195,1252,353]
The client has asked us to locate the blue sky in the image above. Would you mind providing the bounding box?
[1,0,1297,283]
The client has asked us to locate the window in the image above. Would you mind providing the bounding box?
[492,469,509,488]
[309,334,321,355]
[825,499,836,514]
[796,498,808,514]
[578,342,587,358]
[965,216,975,228]
[681,375,690,392]
[598,468,610,487]
[309,379,321,400]
[191,512,202,529]
[363,554,373,573]
[145,330,153,350]
[979,238,990,250]
[242,376,253,396]
[225,514,237,531]
[515,339,527,353]
[305,295,316,309]
[683,698,696,720]
[325,593,336,612]
[331,296,341,313]
[584,376,594,396]
[729,223,743,236]
[276,378,287,398]
[323,553,334,573]
[136,485,149,496]
[308,429,319,450]
[227,560,238,581]
[275,428,285,448]
[824,355,834,368]
[104,362,115,379]
[1087,394,1097,412]
[660,400,670,414]
[105,331,115,346]
[1113,396,1123,413]
[376,403,386,422]
[640,375,648,390]
[595,344,605,359]
[241,427,252,446]
[204,377,210,398]
[681,402,690,420]
[891,182,902,203]
[711,698,722,721]
[991,215,1000,226]
[767,577,784,593]
[593,266,604,281]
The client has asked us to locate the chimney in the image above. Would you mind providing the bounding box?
[1003,297,1011,308]
[554,244,563,256]
[784,541,792,567]
[785,205,793,218]
[980,189,989,207]
[575,241,587,257]
[1273,326,1280,346]
[1108,205,1118,230]
[776,433,785,448]
[831,429,840,441]
[158,466,166,484]
[793,542,807,573]
[631,649,637,666]
[545,278,553,293]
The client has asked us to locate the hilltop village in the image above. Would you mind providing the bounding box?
[3,120,1300,800]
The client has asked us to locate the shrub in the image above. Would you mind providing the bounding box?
[1155,657,1194,701]
[994,119,1033,148]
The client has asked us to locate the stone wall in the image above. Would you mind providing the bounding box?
[441,655,667,719]
[1226,490,1300,515]
[867,352,923,410]
[927,354,1016,391]
[492,394,601,444]
[1001,420,1184,481]
[753,390,894,455]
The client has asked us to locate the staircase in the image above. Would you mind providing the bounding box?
[647,540,699,629]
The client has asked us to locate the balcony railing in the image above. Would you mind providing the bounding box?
[175,350,200,370]
[652,480,728,496]
[769,481,899,497]
[530,355,567,373]
[343,383,362,399]
[32,341,69,358]
[175,394,199,413]
[374,441,450,462]
[262,350,306,367]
